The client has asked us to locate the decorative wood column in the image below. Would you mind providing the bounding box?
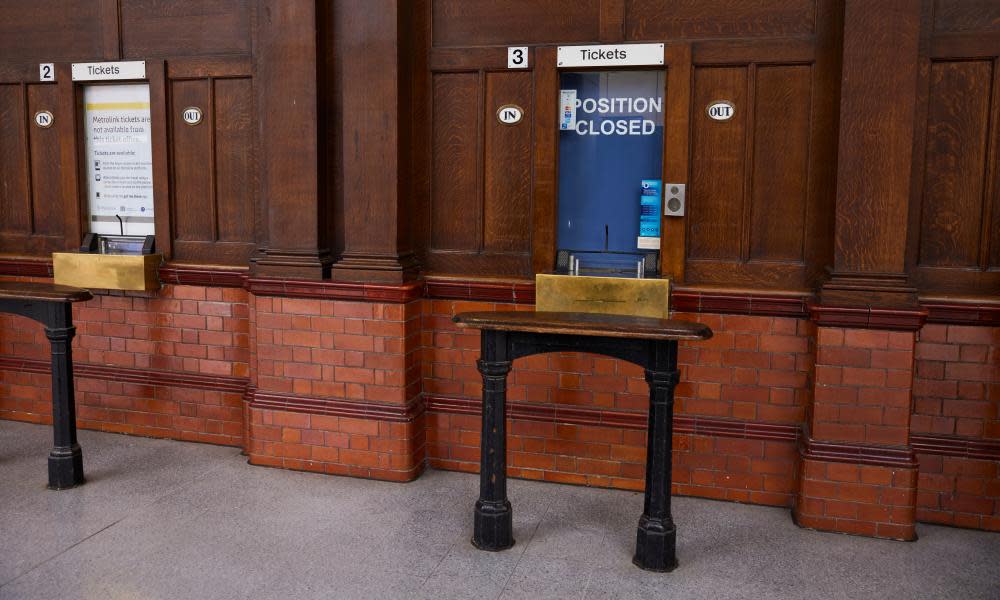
[327,0,420,283]
[820,0,922,308]
[251,0,333,280]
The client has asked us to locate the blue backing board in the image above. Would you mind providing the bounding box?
[557,70,664,269]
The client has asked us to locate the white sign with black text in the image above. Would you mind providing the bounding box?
[557,44,664,68]
[72,61,146,82]
[82,84,155,236]
[508,47,528,69]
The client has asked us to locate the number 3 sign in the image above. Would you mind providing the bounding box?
[508,47,528,69]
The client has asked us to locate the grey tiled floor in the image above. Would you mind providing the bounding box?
[1,420,998,600]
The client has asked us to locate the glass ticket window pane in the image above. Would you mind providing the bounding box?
[82,84,155,236]
[557,70,665,276]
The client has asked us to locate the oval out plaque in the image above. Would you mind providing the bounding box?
[706,101,735,121]
[181,106,203,126]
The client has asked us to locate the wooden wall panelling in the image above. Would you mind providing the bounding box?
[600,0,626,43]
[213,78,254,246]
[432,0,602,47]
[121,0,252,58]
[801,0,843,288]
[57,63,83,252]
[749,64,810,262]
[932,0,1000,34]
[660,43,691,282]
[530,46,559,276]
[148,61,173,260]
[0,1,110,62]
[482,72,532,255]
[917,60,992,269]
[820,0,923,307]
[0,84,30,235]
[329,0,420,283]
[430,72,482,253]
[170,78,215,244]
[625,0,816,40]
[907,0,1000,296]
[26,83,62,237]
[687,66,747,262]
[251,0,329,279]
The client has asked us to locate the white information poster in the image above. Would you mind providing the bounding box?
[83,84,155,236]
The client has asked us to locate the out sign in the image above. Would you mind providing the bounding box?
[497,104,524,125]
[706,101,735,121]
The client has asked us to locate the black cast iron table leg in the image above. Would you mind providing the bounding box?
[634,339,680,571]
[44,302,84,489]
[472,330,514,550]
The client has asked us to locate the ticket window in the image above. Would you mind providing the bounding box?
[556,70,665,278]
[80,83,156,254]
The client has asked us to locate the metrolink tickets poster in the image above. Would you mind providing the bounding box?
[83,84,155,236]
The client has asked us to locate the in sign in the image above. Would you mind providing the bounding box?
[34,110,54,128]
[497,104,524,125]
[706,101,735,121]
[181,106,203,126]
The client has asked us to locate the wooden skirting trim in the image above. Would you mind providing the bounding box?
[159,265,249,288]
[246,277,422,303]
[910,433,1000,461]
[248,389,424,423]
[0,258,51,278]
[809,304,927,331]
[0,355,249,394]
[0,257,997,323]
[922,300,1000,327]
[424,395,800,442]
[800,436,917,468]
[671,288,811,318]
[423,277,535,304]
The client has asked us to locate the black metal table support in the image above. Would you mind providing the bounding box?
[0,283,91,490]
[471,328,682,571]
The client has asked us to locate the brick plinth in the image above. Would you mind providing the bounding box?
[245,295,425,480]
[247,407,425,481]
[799,326,919,539]
[795,458,918,540]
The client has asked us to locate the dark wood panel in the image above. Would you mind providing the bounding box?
[0,1,109,62]
[749,65,811,262]
[933,0,1000,33]
[214,77,254,245]
[687,66,747,261]
[432,0,601,47]
[0,85,30,234]
[431,72,481,251]
[26,84,61,237]
[661,44,692,282]
[530,46,559,275]
[626,0,815,40]
[483,72,531,254]
[170,78,214,242]
[121,0,251,58]
[918,61,991,268]
[166,56,252,79]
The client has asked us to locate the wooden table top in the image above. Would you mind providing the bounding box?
[0,281,93,303]
[453,311,712,341]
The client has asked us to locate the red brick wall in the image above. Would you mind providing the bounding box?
[423,300,811,507]
[2,277,998,536]
[912,324,999,531]
[0,280,248,446]
[246,296,425,480]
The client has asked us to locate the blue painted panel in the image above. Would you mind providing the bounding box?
[557,70,664,270]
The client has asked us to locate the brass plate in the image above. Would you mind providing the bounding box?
[52,252,162,291]
[535,274,670,319]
